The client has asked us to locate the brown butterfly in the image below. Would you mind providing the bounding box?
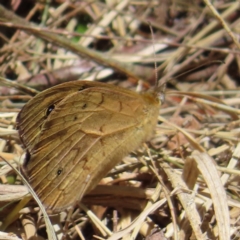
[17,80,160,212]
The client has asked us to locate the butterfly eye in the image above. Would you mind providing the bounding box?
[46,104,55,117]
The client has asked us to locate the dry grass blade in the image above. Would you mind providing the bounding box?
[221,143,240,185]
[0,231,21,240]
[78,203,112,237]
[170,91,239,120]
[0,4,139,82]
[204,0,240,49]
[192,151,230,240]
[0,195,31,231]
[0,76,39,96]
[161,162,205,239]
[0,157,57,240]
[158,115,205,152]
[1,1,240,239]
[107,199,167,240]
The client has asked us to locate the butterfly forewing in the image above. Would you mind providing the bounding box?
[17,81,160,212]
[17,81,133,150]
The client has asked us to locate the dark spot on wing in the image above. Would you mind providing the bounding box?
[81,157,90,171]
[46,104,55,117]
[23,150,31,168]
[57,167,63,176]
[78,85,87,91]
[82,103,87,109]
[119,101,123,112]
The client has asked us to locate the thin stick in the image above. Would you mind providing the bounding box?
[204,0,240,49]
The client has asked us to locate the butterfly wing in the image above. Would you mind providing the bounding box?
[17,81,160,212]
[21,85,159,212]
[17,81,134,151]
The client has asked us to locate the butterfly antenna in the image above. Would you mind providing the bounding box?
[172,60,224,79]
[149,22,158,88]
[149,22,166,104]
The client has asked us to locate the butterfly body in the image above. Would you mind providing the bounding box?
[17,80,160,212]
